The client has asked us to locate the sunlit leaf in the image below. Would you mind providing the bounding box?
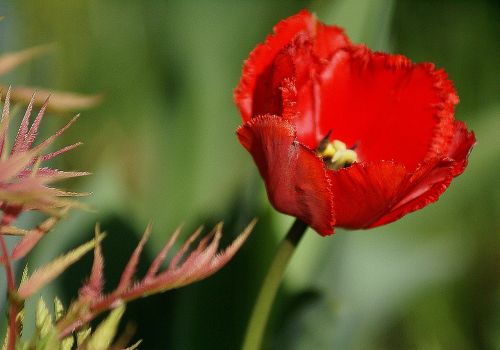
[0,225,28,236]
[76,326,92,347]
[35,298,53,338]
[81,304,125,350]
[17,234,104,299]
[53,298,75,350]
[30,297,62,350]
[54,297,65,322]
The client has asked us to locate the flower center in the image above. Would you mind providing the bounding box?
[316,133,358,170]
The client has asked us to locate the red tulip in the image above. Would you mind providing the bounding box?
[235,10,475,236]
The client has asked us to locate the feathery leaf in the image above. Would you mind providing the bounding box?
[115,223,152,293]
[17,233,105,299]
[11,207,70,260]
[35,298,53,338]
[57,220,255,338]
[144,226,181,280]
[80,225,105,300]
[81,304,125,350]
[0,91,87,219]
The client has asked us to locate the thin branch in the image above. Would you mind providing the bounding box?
[1,214,20,350]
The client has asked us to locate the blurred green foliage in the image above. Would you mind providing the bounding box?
[0,0,498,349]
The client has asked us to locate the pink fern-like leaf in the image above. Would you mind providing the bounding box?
[57,220,256,338]
[115,223,152,293]
[144,227,181,280]
[11,207,70,260]
[79,225,105,301]
[17,233,104,299]
[0,88,87,223]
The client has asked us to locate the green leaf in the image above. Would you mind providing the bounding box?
[60,335,74,350]
[20,265,29,284]
[35,298,53,338]
[35,330,60,350]
[53,298,74,350]
[29,298,61,350]
[53,297,64,322]
[82,304,126,350]
[2,329,8,350]
[76,326,92,347]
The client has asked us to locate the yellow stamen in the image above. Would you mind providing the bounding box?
[317,138,358,170]
[332,140,346,152]
[320,143,336,159]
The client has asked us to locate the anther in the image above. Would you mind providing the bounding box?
[317,129,333,153]
[316,134,358,171]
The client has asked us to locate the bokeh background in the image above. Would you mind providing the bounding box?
[0,0,499,349]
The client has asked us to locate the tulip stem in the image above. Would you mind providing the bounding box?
[242,218,308,350]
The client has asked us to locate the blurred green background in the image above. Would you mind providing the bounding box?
[1,0,499,349]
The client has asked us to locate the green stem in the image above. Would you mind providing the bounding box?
[242,218,308,350]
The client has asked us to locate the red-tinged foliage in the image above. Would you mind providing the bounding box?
[11,208,69,260]
[56,221,255,338]
[235,10,475,235]
[16,234,102,299]
[0,89,87,223]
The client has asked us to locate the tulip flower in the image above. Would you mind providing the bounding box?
[235,11,475,350]
[235,10,475,236]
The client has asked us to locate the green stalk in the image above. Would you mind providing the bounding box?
[242,218,308,350]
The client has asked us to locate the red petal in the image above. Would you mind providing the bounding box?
[446,120,476,176]
[237,115,335,235]
[369,120,476,228]
[368,158,454,228]
[328,161,408,228]
[309,46,459,170]
[234,10,350,122]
